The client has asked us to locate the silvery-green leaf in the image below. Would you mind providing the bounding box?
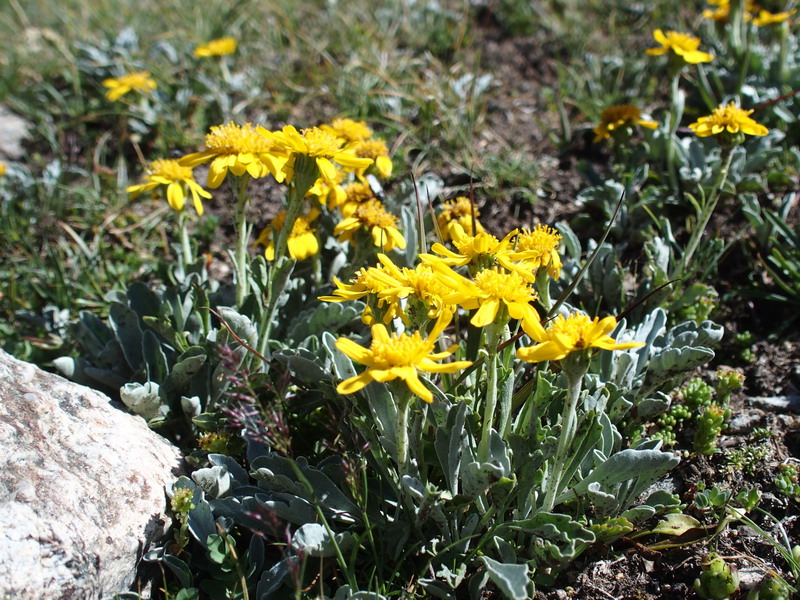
[126,281,161,318]
[651,513,702,536]
[192,465,232,499]
[181,395,202,419]
[492,536,517,564]
[273,348,330,383]
[208,453,250,487]
[291,523,353,557]
[481,557,530,600]
[366,382,398,438]
[109,302,144,370]
[162,553,194,589]
[142,329,168,382]
[620,505,656,526]
[637,392,671,419]
[216,306,257,346]
[256,492,316,525]
[500,512,595,563]
[322,331,357,381]
[120,381,163,421]
[187,489,215,548]
[164,347,207,393]
[256,557,291,600]
[435,401,467,494]
[586,482,618,515]
[287,301,364,342]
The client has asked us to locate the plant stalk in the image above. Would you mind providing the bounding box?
[233,175,251,307]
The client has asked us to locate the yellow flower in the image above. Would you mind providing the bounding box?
[0,161,6,176]
[323,118,374,142]
[267,125,373,185]
[102,71,157,102]
[179,122,288,188]
[499,224,563,279]
[422,223,517,271]
[431,264,540,327]
[193,37,238,58]
[334,199,406,252]
[592,104,658,142]
[751,9,795,26]
[646,30,714,64]
[354,138,393,178]
[126,158,211,215]
[307,167,347,209]
[335,315,471,403]
[517,312,643,363]
[375,254,456,321]
[339,181,377,216]
[688,101,768,138]
[703,0,730,20]
[436,197,485,241]
[255,208,320,261]
[319,264,405,323]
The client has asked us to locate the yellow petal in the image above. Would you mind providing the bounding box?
[337,371,375,395]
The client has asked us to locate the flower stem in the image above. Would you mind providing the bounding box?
[178,210,193,270]
[478,321,503,464]
[665,72,683,193]
[541,351,589,512]
[680,147,734,275]
[233,175,251,308]
[395,391,413,477]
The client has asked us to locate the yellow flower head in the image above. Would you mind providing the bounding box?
[376,254,456,321]
[340,182,377,216]
[422,223,517,271]
[323,118,374,142]
[334,199,406,252]
[102,71,157,102]
[500,224,564,279]
[335,314,471,403]
[703,0,730,21]
[688,101,768,141]
[517,312,643,363]
[751,9,795,26]
[307,167,347,209]
[193,37,238,58]
[179,122,288,189]
[646,29,714,64]
[437,197,485,241]
[267,125,373,185]
[431,263,540,327]
[255,208,320,261]
[593,104,658,142]
[354,138,393,178]
[319,264,404,323]
[0,161,6,176]
[126,158,211,215]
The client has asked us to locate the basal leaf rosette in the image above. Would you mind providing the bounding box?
[179,122,289,188]
[335,315,471,403]
[517,312,643,363]
[126,158,211,215]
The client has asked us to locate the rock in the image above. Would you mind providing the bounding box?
[0,105,31,159]
[749,395,800,413]
[0,350,183,600]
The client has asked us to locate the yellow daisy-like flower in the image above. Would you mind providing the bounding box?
[193,37,238,58]
[255,208,320,261]
[437,197,485,241]
[688,101,768,138]
[498,224,564,279]
[307,166,347,210]
[335,315,471,403]
[431,264,540,328]
[422,223,517,271]
[334,199,406,252]
[0,161,6,176]
[702,0,730,21]
[102,71,157,102]
[126,158,211,215]
[339,182,377,217]
[267,125,373,185]
[320,264,408,324]
[751,9,795,26]
[323,118,374,142]
[354,138,393,179]
[646,29,714,64]
[592,104,658,142]
[375,254,456,321]
[517,312,644,363]
[179,122,288,189]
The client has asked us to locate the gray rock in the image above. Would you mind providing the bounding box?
[0,350,183,600]
[0,105,31,159]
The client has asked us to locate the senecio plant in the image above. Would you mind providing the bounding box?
[118,114,727,599]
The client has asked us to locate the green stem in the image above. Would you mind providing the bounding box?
[736,26,753,96]
[478,321,503,464]
[680,148,734,276]
[665,72,683,193]
[395,391,413,477]
[696,64,718,112]
[535,268,552,313]
[541,351,588,512]
[178,210,193,270]
[777,20,790,84]
[233,175,251,308]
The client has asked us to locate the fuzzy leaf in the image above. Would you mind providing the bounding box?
[481,557,530,600]
[435,401,468,494]
[500,512,595,563]
[287,300,364,342]
[651,513,702,536]
[109,302,144,370]
[292,523,353,557]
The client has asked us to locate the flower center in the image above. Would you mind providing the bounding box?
[600,104,642,126]
[453,232,500,257]
[298,127,344,157]
[329,118,373,142]
[440,197,478,221]
[355,139,389,159]
[353,266,394,294]
[354,200,399,228]
[370,331,430,368]
[664,31,701,51]
[515,225,562,256]
[344,182,375,204]
[149,158,193,181]
[707,102,753,128]
[205,122,274,155]
[548,313,594,349]
[473,268,537,303]
[403,264,451,301]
